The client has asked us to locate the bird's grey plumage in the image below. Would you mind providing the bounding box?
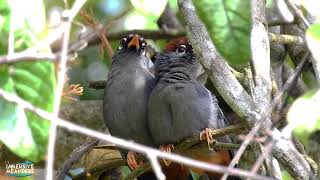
[149,50,233,148]
[103,37,155,148]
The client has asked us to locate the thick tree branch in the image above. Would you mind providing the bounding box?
[250,0,272,112]
[249,1,280,178]
[177,0,312,179]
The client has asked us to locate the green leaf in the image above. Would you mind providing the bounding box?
[193,0,251,66]
[127,0,168,30]
[0,0,56,162]
[287,89,320,145]
[306,23,320,63]
[130,0,168,20]
[281,170,293,180]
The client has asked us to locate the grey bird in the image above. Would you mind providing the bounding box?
[103,34,155,171]
[148,37,240,179]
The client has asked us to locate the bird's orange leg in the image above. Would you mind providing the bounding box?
[159,144,174,166]
[200,128,214,149]
[127,151,142,170]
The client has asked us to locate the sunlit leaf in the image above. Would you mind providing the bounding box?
[0,0,56,162]
[130,0,167,19]
[302,0,320,18]
[281,170,293,180]
[128,0,168,30]
[193,0,251,66]
[306,23,320,64]
[287,89,320,145]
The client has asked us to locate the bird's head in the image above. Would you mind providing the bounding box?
[154,37,198,80]
[164,37,193,57]
[117,34,147,55]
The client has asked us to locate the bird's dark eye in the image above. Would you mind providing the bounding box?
[119,38,126,50]
[141,42,146,48]
[176,45,186,54]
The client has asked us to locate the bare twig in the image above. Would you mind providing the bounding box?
[79,10,114,58]
[285,0,311,28]
[0,52,57,65]
[0,88,272,180]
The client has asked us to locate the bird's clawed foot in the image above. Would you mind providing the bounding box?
[127,151,143,171]
[200,128,214,149]
[159,144,174,166]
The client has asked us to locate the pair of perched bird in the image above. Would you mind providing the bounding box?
[103,34,237,180]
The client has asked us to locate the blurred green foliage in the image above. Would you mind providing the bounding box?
[0,0,55,162]
[287,89,320,145]
[193,0,251,66]
[286,23,320,146]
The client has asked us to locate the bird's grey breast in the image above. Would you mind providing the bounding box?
[103,65,155,146]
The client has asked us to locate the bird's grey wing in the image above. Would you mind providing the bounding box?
[148,84,176,146]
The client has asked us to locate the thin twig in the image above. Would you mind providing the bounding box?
[285,0,311,28]
[46,1,87,180]
[0,88,272,180]
[0,52,57,65]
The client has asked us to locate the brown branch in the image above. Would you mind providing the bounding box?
[124,123,246,180]
[72,159,126,180]
[68,124,246,180]
[89,80,106,90]
[55,139,99,180]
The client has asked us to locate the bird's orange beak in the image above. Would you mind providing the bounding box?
[128,35,140,50]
